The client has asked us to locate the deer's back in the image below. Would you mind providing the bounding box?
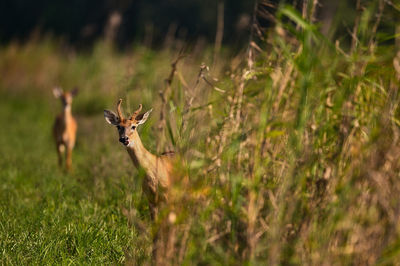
[142,155,176,204]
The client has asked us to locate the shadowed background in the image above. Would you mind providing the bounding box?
[1,0,400,264]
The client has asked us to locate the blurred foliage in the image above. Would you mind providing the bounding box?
[0,0,254,48]
[1,0,400,264]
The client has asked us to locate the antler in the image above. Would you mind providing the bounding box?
[117,99,124,120]
[131,104,142,120]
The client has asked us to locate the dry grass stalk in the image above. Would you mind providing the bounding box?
[213,0,224,67]
[157,52,186,152]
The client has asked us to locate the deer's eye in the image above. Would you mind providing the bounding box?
[131,125,136,130]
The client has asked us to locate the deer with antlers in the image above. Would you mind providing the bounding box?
[53,87,78,171]
[104,99,174,220]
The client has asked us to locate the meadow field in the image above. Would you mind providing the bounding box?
[1,3,400,265]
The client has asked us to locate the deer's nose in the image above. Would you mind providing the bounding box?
[119,137,128,143]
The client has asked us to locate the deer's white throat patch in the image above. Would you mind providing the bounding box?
[127,140,134,147]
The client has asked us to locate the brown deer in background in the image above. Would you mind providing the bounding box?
[104,99,174,220]
[53,87,78,171]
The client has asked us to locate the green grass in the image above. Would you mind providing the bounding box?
[0,94,149,264]
[1,2,400,264]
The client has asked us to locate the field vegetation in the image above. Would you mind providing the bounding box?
[1,1,400,264]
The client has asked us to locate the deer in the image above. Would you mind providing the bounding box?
[104,99,174,220]
[53,87,78,171]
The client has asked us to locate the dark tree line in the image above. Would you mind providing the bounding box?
[0,0,255,48]
[0,0,396,49]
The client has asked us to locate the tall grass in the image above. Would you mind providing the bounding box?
[1,1,400,264]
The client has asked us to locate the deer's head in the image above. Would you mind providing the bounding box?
[104,99,152,147]
[53,87,78,107]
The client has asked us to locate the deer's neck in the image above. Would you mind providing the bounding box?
[63,105,73,121]
[126,130,172,196]
[126,130,157,171]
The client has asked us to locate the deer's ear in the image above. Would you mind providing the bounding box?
[53,87,63,98]
[104,110,120,125]
[135,109,153,125]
